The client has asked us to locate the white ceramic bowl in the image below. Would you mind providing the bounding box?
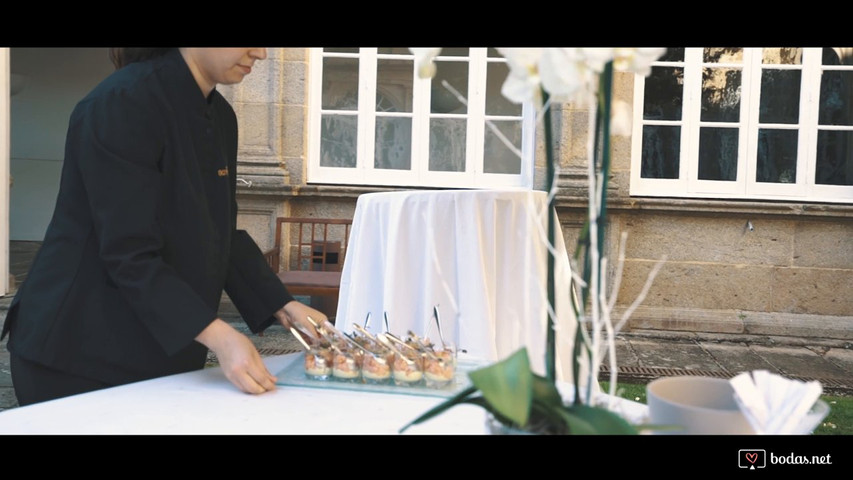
[647,376,754,434]
[646,375,830,435]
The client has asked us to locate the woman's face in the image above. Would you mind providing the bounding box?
[181,48,267,95]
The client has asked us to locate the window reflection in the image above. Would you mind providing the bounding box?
[377,48,411,55]
[703,48,743,63]
[819,70,853,126]
[698,128,738,181]
[824,48,853,65]
[320,115,357,168]
[760,70,801,124]
[659,48,684,62]
[485,62,521,116]
[374,117,412,170]
[816,131,853,185]
[322,57,359,110]
[641,125,680,179]
[643,66,683,121]
[377,58,413,113]
[757,129,798,183]
[429,118,467,172]
[762,48,802,65]
[432,61,468,114]
[324,47,359,54]
[484,120,522,174]
[702,68,741,123]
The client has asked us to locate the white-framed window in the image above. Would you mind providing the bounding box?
[631,47,853,204]
[307,48,535,189]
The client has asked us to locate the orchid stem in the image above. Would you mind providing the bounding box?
[542,88,557,384]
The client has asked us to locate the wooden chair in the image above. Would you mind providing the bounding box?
[263,217,353,319]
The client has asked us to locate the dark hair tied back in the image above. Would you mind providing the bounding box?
[109,48,175,69]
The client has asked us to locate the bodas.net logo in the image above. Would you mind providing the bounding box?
[739,449,766,469]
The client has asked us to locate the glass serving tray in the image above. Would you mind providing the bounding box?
[275,352,487,398]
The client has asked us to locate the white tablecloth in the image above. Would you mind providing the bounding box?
[336,189,578,381]
[0,354,646,434]
[0,355,487,434]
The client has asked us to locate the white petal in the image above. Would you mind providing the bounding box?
[580,48,615,73]
[501,71,542,107]
[539,49,583,101]
[497,47,543,73]
[610,100,633,137]
[409,48,442,79]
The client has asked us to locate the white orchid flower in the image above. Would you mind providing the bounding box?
[497,48,545,107]
[409,48,442,78]
[610,99,633,137]
[539,49,587,103]
[578,48,616,73]
[612,48,667,76]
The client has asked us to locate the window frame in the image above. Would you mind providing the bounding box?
[307,48,535,189]
[630,47,853,204]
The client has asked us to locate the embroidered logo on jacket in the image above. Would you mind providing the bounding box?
[218,168,229,177]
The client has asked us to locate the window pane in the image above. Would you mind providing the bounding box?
[701,67,741,122]
[816,130,853,185]
[819,70,853,126]
[374,117,412,170]
[659,48,684,62]
[759,69,801,124]
[429,118,467,172]
[698,128,738,181]
[762,48,802,65]
[484,120,522,174]
[486,62,521,116]
[641,125,680,179]
[377,48,410,55]
[438,48,468,57]
[487,48,503,58]
[431,60,468,114]
[703,48,743,63]
[643,66,683,121]
[823,47,853,65]
[756,129,798,183]
[322,57,358,110]
[377,58,413,113]
[324,47,359,54]
[320,114,357,168]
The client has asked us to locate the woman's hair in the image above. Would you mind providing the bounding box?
[109,48,175,69]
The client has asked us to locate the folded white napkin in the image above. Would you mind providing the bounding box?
[729,370,823,434]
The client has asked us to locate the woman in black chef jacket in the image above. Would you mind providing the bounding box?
[1,48,325,405]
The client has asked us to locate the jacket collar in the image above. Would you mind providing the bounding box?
[159,49,218,117]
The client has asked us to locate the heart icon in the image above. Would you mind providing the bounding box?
[745,453,758,464]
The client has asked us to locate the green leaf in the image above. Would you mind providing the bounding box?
[559,404,638,435]
[468,348,533,427]
[398,385,478,433]
[531,373,563,408]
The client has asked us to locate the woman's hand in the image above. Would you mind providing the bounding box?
[195,318,276,394]
[274,300,328,340]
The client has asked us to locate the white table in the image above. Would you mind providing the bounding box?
[0,354,646,434]
[0,354,487,434]
[336,189,578,380]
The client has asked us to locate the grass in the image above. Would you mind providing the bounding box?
[601,381,853,435]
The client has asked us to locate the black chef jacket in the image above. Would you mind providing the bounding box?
[1,49,294,385]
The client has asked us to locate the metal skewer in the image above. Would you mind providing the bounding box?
[433,305,447,349]
[376,333,416,366]
[289,327,313,351]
